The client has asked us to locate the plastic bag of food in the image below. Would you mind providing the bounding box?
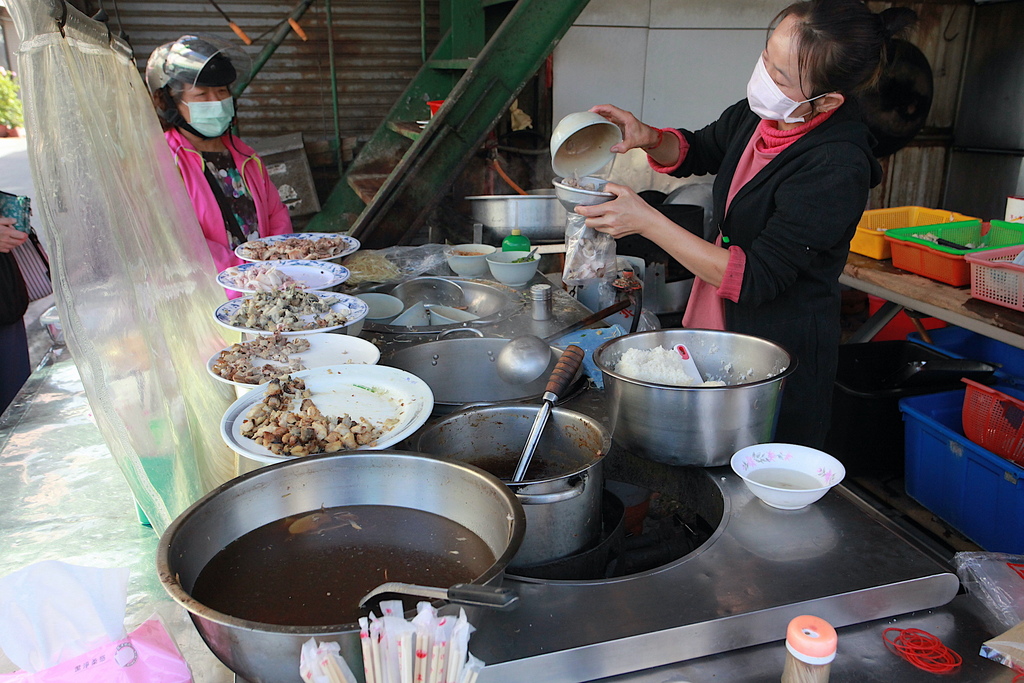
[342,245,448,286]
[562,213,616,286]
[954,551,1024,631]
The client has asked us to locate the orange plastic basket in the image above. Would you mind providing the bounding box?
[962,378,1024,465]
[850,207,977,260]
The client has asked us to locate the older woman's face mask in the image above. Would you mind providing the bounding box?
[178,84,234,138]
[184,98,235,138]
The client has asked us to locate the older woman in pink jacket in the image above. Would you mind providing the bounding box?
[145,35,291,282]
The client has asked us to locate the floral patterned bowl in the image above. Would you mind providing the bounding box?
[730,443,846,510]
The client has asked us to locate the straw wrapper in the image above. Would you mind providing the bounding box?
[353,602,482,683]
[299,638,358,683]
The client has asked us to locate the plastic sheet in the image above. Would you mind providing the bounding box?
[5,0,238,533]
[953,551,1024,631]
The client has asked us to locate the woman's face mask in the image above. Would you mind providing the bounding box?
[746,55,825,124]
[184,97,234,138]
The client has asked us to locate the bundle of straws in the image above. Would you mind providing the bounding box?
[299,601,484,683]
[361,601,483,683]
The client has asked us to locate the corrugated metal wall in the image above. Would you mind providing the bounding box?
[867,0,970,210]
[99,1,438,150]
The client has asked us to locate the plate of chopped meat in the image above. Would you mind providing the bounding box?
[207,332,381,388]
[213,286,369,335]
[235,233,360,262]
[217,260,350,293]
[220,364,434,463]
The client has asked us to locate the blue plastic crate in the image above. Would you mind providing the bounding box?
[900,388,1024,553]
[908,326,1024,385]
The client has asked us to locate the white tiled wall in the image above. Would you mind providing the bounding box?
[554,1,774,132]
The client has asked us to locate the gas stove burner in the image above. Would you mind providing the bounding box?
[506,483,717,582]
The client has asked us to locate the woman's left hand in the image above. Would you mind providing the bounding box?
[574,182,660,238]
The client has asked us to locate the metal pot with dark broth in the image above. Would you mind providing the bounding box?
[416,404,610,568]
[156,451,525,683]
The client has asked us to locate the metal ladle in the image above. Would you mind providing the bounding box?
[512,345,586,482]
[495,299,630,384]
[359,581,519,611]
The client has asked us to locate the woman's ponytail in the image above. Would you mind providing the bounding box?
[879,6,918,42]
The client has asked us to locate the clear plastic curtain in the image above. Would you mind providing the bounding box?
[5,0,239,533]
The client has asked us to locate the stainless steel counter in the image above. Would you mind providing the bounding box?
[0,325,1018,682]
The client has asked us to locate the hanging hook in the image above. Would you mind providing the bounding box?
[55,0,68,38]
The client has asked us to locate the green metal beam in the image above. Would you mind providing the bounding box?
[309,0,591,245]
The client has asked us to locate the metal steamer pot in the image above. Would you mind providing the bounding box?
[382,330,584,413]
[593,329,796,467]
[464,192,567,243]
[416,404,611,568]
[156,451,525,683]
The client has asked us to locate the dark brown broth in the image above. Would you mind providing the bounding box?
[191,505,495,626]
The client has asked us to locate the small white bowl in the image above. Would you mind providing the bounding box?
[730,443,846,511]
[447,244,496,277]
[391,301,430,327]
[356,293,405,324]
[486,251,540,287]
[552,176,616,212]
[428,305,479,325]
[550,111,623,178]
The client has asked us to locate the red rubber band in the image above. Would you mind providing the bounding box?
[882,628,962,674]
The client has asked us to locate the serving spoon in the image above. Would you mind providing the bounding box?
[359,582,518,611]
[495,299,630,384]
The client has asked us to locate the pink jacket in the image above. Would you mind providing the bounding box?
[164,128,292,276]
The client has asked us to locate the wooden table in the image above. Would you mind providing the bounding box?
[841,252,1024,349]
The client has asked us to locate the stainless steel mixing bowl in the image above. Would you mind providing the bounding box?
[593,329,796,467]
[156,451,525,683]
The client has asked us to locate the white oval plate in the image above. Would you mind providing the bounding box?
[234,233,361,263]
[206,333,381,388]
[220,364,434,463]
[213,291,369,336]
[217,260,350,293]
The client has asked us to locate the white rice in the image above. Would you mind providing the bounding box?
[615,346,704,386]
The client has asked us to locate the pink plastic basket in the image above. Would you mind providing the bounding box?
[966,245,1024,312]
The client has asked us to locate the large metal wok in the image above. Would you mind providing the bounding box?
[156,451,525,683]
[362,277,522,334]
[381,331,585,413]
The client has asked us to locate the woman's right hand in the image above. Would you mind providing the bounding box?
[0,218,28,253]
[589,104,660,153]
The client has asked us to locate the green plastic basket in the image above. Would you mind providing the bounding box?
[886,220,1024,254]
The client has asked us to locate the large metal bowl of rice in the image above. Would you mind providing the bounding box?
[593,329,796,467]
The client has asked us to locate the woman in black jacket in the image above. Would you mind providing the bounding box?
[0,216,29,413]
[579,0,915,447]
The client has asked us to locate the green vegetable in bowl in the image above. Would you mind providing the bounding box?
[511,255,536,263]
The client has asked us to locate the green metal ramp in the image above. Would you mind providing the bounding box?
[306,0,591,248]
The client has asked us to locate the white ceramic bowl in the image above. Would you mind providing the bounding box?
[428,305,479,325]
[356,293,404,324]
[447,244,496,277]
[552,176,616,212]
[486,251,540,287]
[730,443,846,510]
[550,111,623,178]
[391,301,430,327]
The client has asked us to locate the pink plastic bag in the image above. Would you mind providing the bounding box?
[0,619,192,683]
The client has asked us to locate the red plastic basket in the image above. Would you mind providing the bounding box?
[962,378,1024,465]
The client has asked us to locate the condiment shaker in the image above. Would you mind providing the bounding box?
[530,283,552,320]
[782,615,836,683]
